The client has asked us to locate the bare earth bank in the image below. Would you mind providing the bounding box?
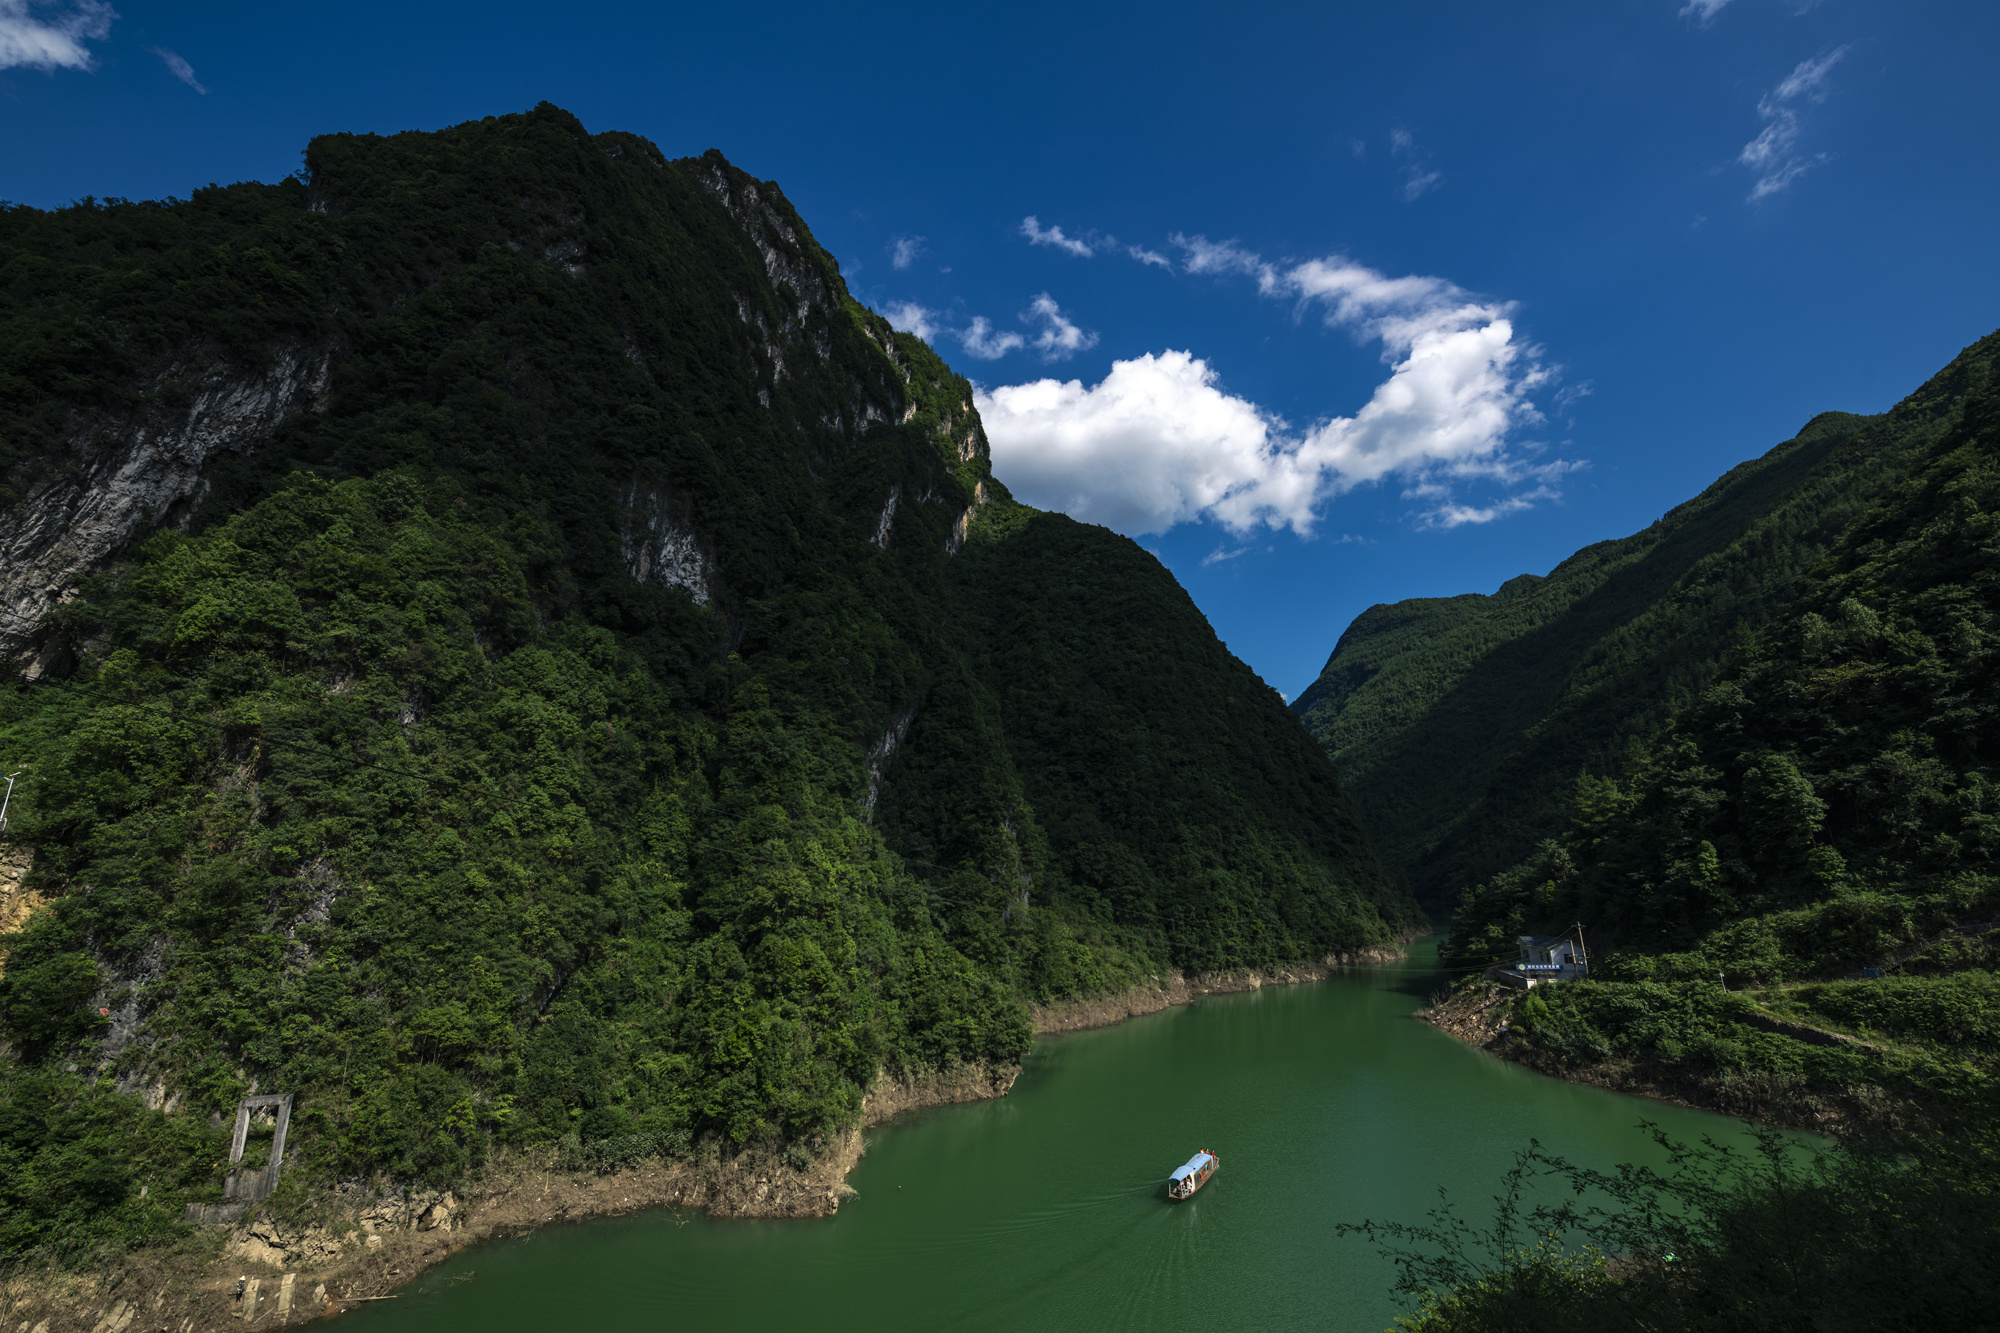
[1029,946,1414,1034]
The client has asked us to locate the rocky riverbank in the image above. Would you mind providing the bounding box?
[1,951,1427,1333]
[0,1062,1021,1333]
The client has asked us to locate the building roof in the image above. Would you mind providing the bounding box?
[1518,935,1572,948]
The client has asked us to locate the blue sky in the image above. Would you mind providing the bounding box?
[4,0,1997,698]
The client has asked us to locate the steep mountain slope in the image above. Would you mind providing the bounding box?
[1443,331,2000,1120]
[1295,408,1884,902]
[0,105,1414,1266]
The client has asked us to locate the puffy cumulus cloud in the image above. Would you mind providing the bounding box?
[1740,48,1847,200]
[1020,216,1094,257]
[977,351,1277,534]
[980,249,1565,535]
[889,235,925,270]
[0,0,114,71]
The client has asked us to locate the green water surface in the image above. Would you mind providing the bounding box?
[349,944,1750,1332]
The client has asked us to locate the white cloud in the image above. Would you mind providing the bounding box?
[150,46,205,92]
[1020,217,1180,271]
[0,0,114,71]
[1402,170,1443,202]
[886,293,1094,363]
[1170,233,1278,290]
[1020,216,1094,258]
[884,301,941,344]
[979,249,1566,535]
[959,316,1026,361]
[1772,47,1844,101]
[977,351,1275,533]
[1024,292,1096,361]
[1390,127,1443,201]
[1202,544,1248,566]
[1554,381,1593,417]
[1427,496,1536,527]
[1679,0,1733,24]
[1739,48,1847,200]
[890,235,925,270]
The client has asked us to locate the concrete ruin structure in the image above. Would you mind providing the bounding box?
[184,1092,295,1225]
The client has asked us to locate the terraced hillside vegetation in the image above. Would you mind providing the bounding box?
[0,104,1417,1273]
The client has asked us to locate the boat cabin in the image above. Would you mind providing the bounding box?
[1167,1150,1218,1200]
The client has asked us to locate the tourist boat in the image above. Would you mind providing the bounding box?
[1166,1149,1218,1200]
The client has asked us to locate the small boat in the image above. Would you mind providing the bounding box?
[1167,1149,1218,1201]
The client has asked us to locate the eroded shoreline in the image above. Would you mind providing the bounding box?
[1,949,1418,1332]
[1029,946,1414,1035]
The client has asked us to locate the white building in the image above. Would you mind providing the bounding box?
[1491,931,1589,988]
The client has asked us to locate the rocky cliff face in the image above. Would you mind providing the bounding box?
[0,341,333,674]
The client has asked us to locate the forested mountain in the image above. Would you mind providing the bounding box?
[1375,332,2000,1333]
[1295,407,1886,904]
[1318,329,1998,1124]
[1447,332,1998,1083]
[0,104,1415,1266]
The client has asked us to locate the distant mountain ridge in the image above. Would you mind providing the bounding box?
[1295,405,1889,904]
[1423,329,2000,1129]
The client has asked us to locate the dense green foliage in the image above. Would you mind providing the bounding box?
[0,178,335,513]
[1438,332,2000,1114]
[1502,976,1991,1113]
[1342,1113,2000,1333]
[1296,409,1883,903]
[0,1064,226,1268]
[925,511,1406,981]
[0,106,1408,1268]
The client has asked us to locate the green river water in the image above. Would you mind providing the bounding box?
[348,943,1749,1332]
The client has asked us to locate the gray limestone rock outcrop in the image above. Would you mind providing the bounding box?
[0,340,333,672]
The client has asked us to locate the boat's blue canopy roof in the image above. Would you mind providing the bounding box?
[1169,1152,1214,1182]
